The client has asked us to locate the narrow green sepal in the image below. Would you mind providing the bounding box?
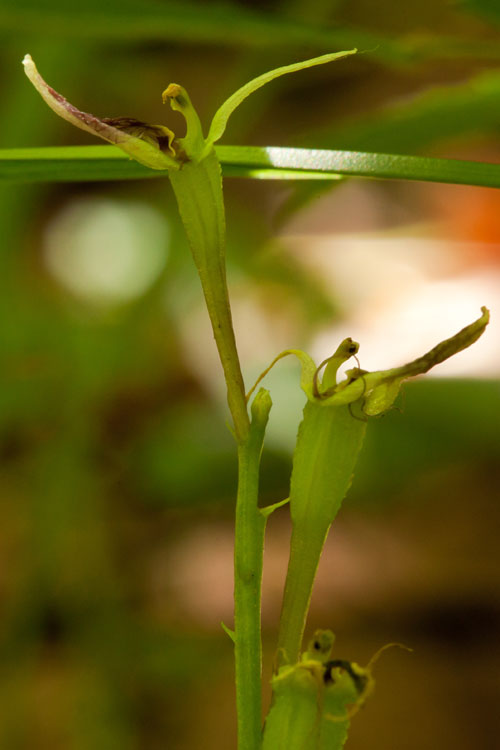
[162,82,206,160]
[207,50,357,146]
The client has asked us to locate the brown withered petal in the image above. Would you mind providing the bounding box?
[23,54,178,171]
[102,117,176,154]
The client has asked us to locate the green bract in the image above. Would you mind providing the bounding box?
[247,309,490,668]
[276,399,367,668]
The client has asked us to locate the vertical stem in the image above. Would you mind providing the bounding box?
[234,390,271,750]
[169,151,267,750]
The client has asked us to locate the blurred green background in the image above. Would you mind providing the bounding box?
[0,0,499,748]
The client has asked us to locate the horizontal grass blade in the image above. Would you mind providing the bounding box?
[303,69,500,156]
[277,69,500,220]
[0,145,499,189]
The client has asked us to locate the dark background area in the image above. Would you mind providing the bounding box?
[0,0,499,748]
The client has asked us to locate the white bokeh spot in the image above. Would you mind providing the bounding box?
[44,197,169,304]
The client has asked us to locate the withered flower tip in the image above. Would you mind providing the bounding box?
[22,54,179,171]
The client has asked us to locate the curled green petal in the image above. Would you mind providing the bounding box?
[323,306,490,413]
[23,54,179,171]
[362,377,403,417]
[247,307,490,416]
[246,339,359,406]
[207,49,357,146]
[162,82,205,160]
[246,348,317,404]
[262,308,490,414]
[314,337,360,395]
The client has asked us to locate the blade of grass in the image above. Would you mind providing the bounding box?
[302,69,500,156]
[278,69,500,219]
[0,144,499,189]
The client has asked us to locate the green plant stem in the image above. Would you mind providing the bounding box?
[169,150,266,750]
[168,149,250,443]
[234,390,271,750]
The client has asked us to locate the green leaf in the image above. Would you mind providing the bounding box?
[206,50,357,146]
[277,403,367,667]
[1,144,500,189]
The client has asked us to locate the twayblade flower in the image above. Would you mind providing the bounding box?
[22,50,357,169]
[247,306,490,416]
[23,54,179,171]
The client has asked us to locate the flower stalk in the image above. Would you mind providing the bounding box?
[22,50,489,750]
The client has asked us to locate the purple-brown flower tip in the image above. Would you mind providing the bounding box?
[23,54,179,171]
